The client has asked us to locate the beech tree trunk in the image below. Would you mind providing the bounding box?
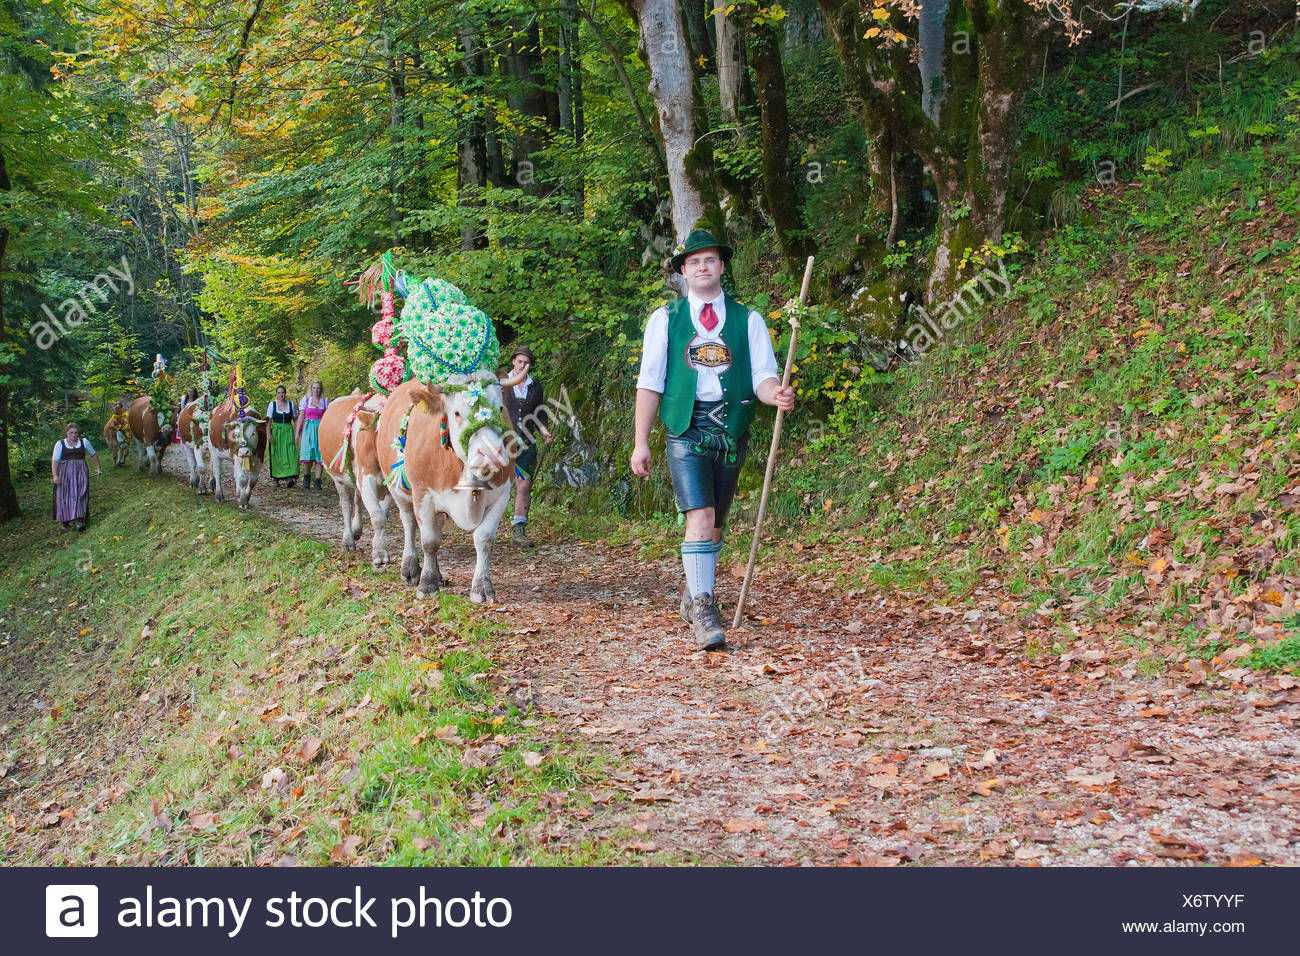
[504,17,551,196]
[712,0,746,124]
[386,53,406,250]
[557,0,585,217]
[621,0,724,245]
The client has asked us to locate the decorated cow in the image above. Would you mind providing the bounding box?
[102,402,131,467]
[176,400,213,493]
[176,353,221,493]
[206,366,267,509]
[320,390,392,564]
[353,254,523,601]
[127,395,172,474]
[375,375,515,601]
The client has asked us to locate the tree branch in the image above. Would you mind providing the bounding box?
[221,0,266,125]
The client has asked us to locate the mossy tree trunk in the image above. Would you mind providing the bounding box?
[817,0,1049,305]
[504,16,552,197]
[926,1,1045,300]
[456,21,489,251]
[740,12,813,271]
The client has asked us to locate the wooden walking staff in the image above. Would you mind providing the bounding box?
[733,255,814,628]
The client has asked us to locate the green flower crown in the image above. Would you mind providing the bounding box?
[441,378,512,455]
[397,278,500,382]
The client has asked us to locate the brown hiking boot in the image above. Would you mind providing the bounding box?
[679,587,693,623]
[690,594,726,651]
[511,522,534,548]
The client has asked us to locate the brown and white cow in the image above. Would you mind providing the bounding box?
[374,373,514,601]
[176,400,214,494]
[207,401,267,509]
[320,390,393,565]
[101,417,130,467]
[127,395,172,475]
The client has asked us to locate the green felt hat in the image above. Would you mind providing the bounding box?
[670,229,733,274]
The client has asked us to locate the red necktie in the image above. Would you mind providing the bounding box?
[699,303,718,332]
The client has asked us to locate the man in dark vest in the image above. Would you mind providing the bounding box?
[631,230,794,650]
[503,344,553,547]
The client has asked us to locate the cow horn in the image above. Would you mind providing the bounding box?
[499,367,528,388]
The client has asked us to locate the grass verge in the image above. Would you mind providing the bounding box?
[0,469,653,865]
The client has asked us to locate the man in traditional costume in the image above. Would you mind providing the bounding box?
[630,230,794,650]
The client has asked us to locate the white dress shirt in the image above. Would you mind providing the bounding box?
[636,290,780,400]
[52,438,95,461]
[513,374,534,400]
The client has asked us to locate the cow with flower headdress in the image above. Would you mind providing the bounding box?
[206,365,268,509]
[176,349,221,494]
[127,354,177,475]
[354,257,524,601]
[319,262,407,563]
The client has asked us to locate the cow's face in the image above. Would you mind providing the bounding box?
[224,418,263,507]
[443,381,510,481]
[224,419,260,461]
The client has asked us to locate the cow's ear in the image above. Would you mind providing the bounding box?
[409,382,444,417]
[356,410,376,428]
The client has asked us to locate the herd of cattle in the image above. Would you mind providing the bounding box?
[101,371,518,603]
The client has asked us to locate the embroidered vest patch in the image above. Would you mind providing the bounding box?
[686,338,732,373]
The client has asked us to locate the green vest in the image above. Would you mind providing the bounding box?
[660,295,756,441]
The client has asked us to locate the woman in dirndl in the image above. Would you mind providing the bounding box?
[295,380,329,490]
[266,385,299,488]
[52,422,102,530]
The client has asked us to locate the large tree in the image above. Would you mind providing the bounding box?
[816,0,1051,301]
[817,0,1208,302]
[619,0,727,248]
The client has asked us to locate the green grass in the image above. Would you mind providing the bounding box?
[0,470,660,865]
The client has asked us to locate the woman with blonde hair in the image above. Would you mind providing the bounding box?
[295,380,330,490]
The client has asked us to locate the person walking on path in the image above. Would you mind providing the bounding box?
[266,385,299,488]
[51,422,102,531]
[295,380,329,490]
[502,344,553,547]
[630,230,794,650]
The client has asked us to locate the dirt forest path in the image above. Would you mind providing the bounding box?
[167,453,1300,865]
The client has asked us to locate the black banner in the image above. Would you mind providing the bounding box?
[4,867,1287,954]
